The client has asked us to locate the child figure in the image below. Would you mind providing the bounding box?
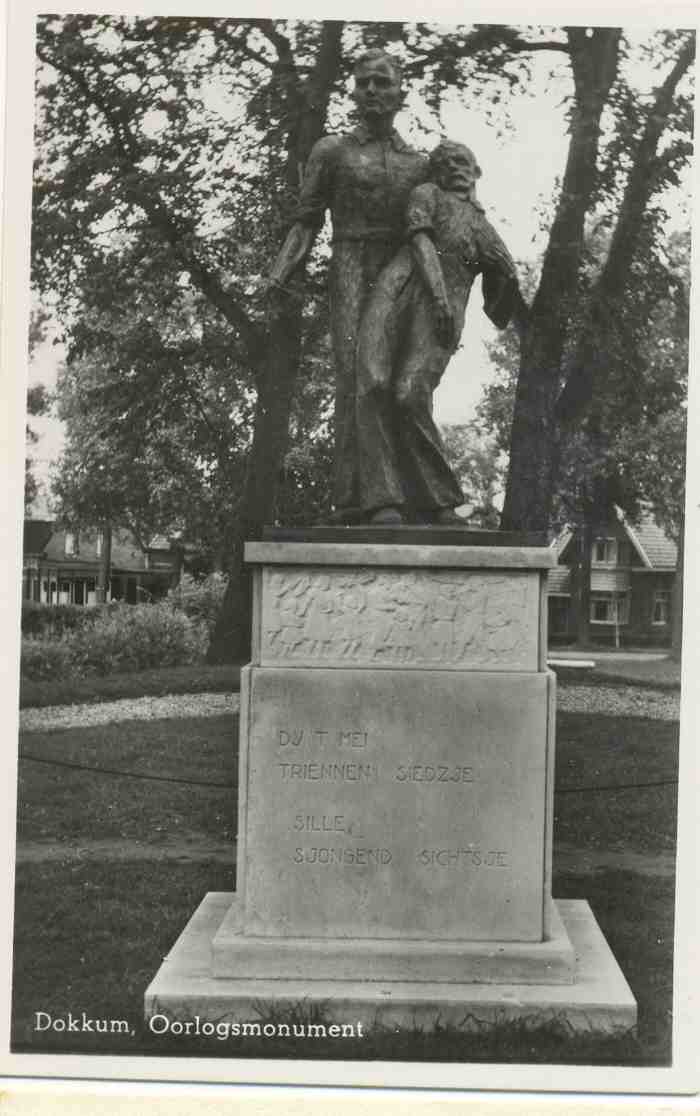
[355,139,523,525]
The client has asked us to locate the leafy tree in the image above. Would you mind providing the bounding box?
[33,18,693,660]
[440,422,503,527]
[501,29,693,532]
[478,225,689,642]
[25,384,50,512]
[25,310,52,513]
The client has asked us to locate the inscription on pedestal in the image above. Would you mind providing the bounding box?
[242,668,550,941]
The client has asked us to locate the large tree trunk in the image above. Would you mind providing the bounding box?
[576,513,594,646]
[670,506,684,662]
[503,33,693,536]
[501,28,620,534]
[208,300,304,662]
[555,36,695,427]
[207,22,343,664]
[96,523,112,604]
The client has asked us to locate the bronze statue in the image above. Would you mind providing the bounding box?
[355,140,523,524]
[268,49,427,520]
[270,51,523,526]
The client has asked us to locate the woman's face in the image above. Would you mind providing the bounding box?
[353,58,402,122]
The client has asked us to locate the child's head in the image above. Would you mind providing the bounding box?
[429,140,482,195]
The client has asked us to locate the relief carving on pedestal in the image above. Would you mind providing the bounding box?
[260,567,538,669]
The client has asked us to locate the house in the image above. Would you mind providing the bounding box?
[22,520,181,606]
[548,507,678,646]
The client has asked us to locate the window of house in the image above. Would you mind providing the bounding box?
[96,531,103,558]
[64,532,75,556]
[549,596,571,636]
[593,538,616,564]
[617,540,631,565]
[591,596,613,622]
[591,592,629,624]
[652,590,671,625]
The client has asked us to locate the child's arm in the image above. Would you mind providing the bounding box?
[476,217,524,330]
[405,183,454,349]
[410,232,454,349]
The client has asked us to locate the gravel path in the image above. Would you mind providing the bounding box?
[556,683,679,721]
[20,691,239,733]
[19,680,678,733]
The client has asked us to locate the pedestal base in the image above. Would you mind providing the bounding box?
[211,893,575,984]
[145,894,637,1036]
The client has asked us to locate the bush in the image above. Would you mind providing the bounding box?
[20,637,76,682]
[21,601,103,639]
[70,603,209,677]
[166,572,227,635]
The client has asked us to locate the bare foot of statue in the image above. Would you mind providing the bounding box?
[369,506,405,525]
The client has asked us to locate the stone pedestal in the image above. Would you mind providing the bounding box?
[146,534,636,1036]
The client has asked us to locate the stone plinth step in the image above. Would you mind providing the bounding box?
[145,894,637,1037]
[211,895,575,985]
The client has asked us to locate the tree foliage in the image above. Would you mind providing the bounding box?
[440,423,503,527]
[25,383,50,512]
[478,227,689,538]
[25,309,51,513]
[501,28,693,531]
[32,17,693,658]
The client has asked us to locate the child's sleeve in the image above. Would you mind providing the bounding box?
[476,217,519,329]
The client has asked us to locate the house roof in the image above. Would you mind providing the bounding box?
[23,520,176,573]
[626,516,677,570]
[548,566,572,594]
[551,526,574,557]
[23,519,55,556]
[552,508,677,571]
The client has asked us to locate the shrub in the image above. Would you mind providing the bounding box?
[70,603,209,677]
[166,572,227,635]
[21,601,103,639]
[20,636,76,682]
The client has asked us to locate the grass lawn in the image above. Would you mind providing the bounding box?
[550,655,680,690]
[17,715,237,845]
[553,713,678,854]
[19,663,241,709]
[19,653,681,714]
[12,708,678,1065]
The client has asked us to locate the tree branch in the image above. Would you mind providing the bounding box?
[222,27,276,71]
[556,34,695,423]
[402,29,569,79]
[532,27,621,326]
[246,19,296,70]
[36,42,263,356]
[597,35,694,296]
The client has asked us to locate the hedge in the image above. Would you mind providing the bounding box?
[20,602,209,681]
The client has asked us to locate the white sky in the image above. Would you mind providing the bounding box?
[26,28,689,515]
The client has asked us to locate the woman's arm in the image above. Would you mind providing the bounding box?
[268,224,316,288]
[267,136,336,289]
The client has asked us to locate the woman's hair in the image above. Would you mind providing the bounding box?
[353,48,403,85]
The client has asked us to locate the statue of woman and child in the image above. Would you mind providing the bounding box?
[269,48,526,526]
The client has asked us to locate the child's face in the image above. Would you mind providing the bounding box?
[435,147,477,193]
